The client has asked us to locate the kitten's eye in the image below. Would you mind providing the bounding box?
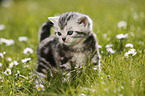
[67,31,73,35]
[57,32,62,36]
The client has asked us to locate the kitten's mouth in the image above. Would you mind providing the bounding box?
[62,41,68,45]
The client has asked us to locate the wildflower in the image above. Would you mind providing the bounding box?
[7,57,12,61]
[0,63,2,67]
[9,61,19,68]
[118,88,121,92]
[139,41,144,45]
[4,68,12,75]
[18,36,28,42]
[125,49,137,58]
[0,53,4,58]
[93,65,98,70]
[21,58,31,64]
[113,89,117,93]
[102,81,105,85]
[23,47,33,54]
[0,51,6,58]
[133,13,138,20]
[0,38,15,46]
[105,44,113,48]
[80,63,85,68]
[9,62,13,68]
[36,84,45,91]
[29,72,32,75]
[81,87,95,92]
[15,70,20,78]
[118,94,123,96]
[24,65,29,68]
[3,51,6,54]
[106,38,110,41]
[117,21,127,29]
[121,86,124,89]
[103,33,108,38]
[116,33,128,39]
[108,75,111,79]
[98,45,102,48]
[107,48,116,54]
[130,32,135,37]
[125,43,134,48]
[80,93,86,96]
[0,24,5,31]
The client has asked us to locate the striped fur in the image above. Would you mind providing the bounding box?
[36,12,100,83]
[58,12,79,30]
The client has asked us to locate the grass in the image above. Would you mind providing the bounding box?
[0,0,145,95]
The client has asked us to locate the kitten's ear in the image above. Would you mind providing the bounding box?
[77,16,88,26]
[48,16,59,24]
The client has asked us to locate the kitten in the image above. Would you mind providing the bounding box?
[36,12,100,82]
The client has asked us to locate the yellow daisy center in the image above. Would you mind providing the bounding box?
[38,87,42,91]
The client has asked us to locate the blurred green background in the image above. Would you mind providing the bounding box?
[0,0,145,53]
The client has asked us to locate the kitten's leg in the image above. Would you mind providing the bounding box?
[60,62,72,82]
[92,50,101,72]
[36,56,54,84]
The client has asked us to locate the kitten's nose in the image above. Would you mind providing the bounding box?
[62,38,66,41]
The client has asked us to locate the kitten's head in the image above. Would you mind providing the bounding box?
[48,12,93,46]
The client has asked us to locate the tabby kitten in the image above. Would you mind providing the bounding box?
[36,12,100,82]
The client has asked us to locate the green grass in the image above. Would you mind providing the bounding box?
[0,0,145,95]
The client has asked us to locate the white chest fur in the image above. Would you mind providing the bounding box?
[72,52,88,68]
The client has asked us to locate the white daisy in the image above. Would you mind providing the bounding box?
[107,48,116,54]
[125,48,137,58]
[9,62,14,68]
[80,93,86,96]
[0,53,4,58]
[116,33,128,39]
[139,41,144,45]
[117,21,127,29]
[121,86,124,89]
[4,68,12,75]
[0,38,15,46]
[14,61,18,65]
[105,44,113,48]
[0,24,5,31]
[23,47,33,54]
[0,52,6,58]
[9,61,19,68]
[21,58,31,64]
[24,65,29,68]
[125,43,134,48]
[98,45,102,48]
[0,63,2,67]
[15,70,20,78]
[36,84,45,91]
[7,57,12,61]
[18,36,28,42]
[103,33,108,38]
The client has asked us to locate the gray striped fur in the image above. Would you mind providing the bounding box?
[36,12,100,83]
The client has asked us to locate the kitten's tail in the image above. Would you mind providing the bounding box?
[39,21,54,42]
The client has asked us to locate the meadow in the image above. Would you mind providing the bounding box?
[0,0,145,95]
